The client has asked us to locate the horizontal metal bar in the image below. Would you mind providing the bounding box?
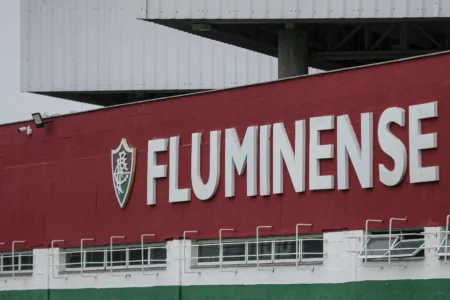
[313,50,437,60]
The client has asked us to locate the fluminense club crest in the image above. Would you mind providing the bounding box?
[111,138,136,209]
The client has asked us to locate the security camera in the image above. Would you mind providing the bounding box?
[17,126,32,136]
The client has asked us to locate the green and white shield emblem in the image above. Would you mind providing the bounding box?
[111,138,136,209]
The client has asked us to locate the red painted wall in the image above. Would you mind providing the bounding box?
[1,53,449,250]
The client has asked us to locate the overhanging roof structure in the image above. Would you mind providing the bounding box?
[21,0,450,106]
[144,0,450,72]
[21,0,297,106]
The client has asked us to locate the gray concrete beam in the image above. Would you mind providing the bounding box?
[278,29,309,78]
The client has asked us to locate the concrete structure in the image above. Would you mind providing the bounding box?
[20,0,316,106]
[1,52,450,299]
[1,228,450,299]
[145,0,450,77]
[25,0,450,107]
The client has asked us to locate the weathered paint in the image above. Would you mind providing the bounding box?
[0,53,449,250]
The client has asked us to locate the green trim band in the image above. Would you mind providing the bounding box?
[2,279,450,299]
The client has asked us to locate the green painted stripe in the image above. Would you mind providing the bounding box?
[2,279,450,300]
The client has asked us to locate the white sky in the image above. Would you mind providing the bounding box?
[0,0,99,125]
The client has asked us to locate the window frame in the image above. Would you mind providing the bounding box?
[194,239,248,266]
[358,229,425,261]
[60,243,167,273]
[390,238,425,258]
[194,234,324,267]
[297,236,325,263]
[0,251,34,275]
[83,246,107,271]
[273,237,298,263]
[246,237,274,264]
[359,234,400,259]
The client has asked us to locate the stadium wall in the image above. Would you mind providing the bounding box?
[1,52,450,299]
[0,227,450,300]
[1,229,450,299]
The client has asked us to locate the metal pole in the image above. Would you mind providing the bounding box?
[0,242,4,280]
[183,231,200,274]
[256,226,273,272]
[141,234,158,276]
[295,224,312,268]
[50,240,66,279]
[12,241,26,279]
[364,219,383,266]
[445,215,450,263]
[219,228,236,273]
[389,217,407,265]
[80,238,96,278]
[110,236,127,277]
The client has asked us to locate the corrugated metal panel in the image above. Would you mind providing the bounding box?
[146,0,450,19]
[20,0,284,93]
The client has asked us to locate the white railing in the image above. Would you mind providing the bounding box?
[110,236,127,277]
[358,232,429,258]
[256,226,273,272]
[219,228,236,273]
[355,216,450,267]
[6,215,450,280]
[445,214,450,263]
[141,234,159,276]
[0,254,40,281]
[179,225,324,273]
[0,252,35,276]
[187,239,324,265]
[51,239,67,280]
[48,241,167,277]
[436,214,450,262]
[0,240,44,281]
[183,230,200,275]
[296,223,315,271]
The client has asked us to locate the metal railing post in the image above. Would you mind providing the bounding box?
[219,228,236,273]
[295,224,312,269]
[445,215,450,263]
[80,238,96,278]
[0,242,4,280]
[141,234,158,276]
[183,230,200,275]
[110,236,128,277]
[12,241,26,280]
[256,226,273,272]
[389,217,407,265]
[51,240,67,279]
[364,219,383,266]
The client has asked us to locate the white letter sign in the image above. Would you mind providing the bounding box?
[378,107,407,186]
[409,101,439,183]
[259,125,271,196]
[169,136,191,203]
[147,138,168,205]
[225,126,258,197]
[309,116,335,190]
[143,101,440,206]
[273,121,306,194]
[191,131,221,200]
[337,113,373,190]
